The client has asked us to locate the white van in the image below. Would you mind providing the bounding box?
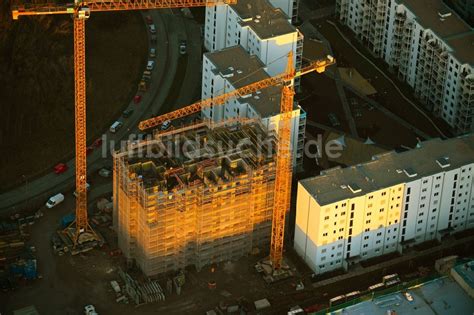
[110,121,123,133]
[46,193,65,209]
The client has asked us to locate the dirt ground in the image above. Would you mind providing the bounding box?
[311,19,452,139]
[0,8,147,192]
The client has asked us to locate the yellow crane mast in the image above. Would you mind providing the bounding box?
[11,0,236,246]
[139,53,335,271]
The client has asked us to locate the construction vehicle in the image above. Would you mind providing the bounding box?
[10,0,236,247]
[139,53,335,275]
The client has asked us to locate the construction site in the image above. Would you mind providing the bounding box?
[113,119,277,275]
[2,0,474,314]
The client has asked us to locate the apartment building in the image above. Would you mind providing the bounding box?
[201,46,306,169]
[336,0,474,135]
[204,0,303,81]
[295,134,474,275]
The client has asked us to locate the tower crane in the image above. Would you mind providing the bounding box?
[11,0,236,246]
[139,53,335,271]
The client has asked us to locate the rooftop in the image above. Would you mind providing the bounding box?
[205,46,282,117]
[300,133,474,205]
[452,260,474,291]
[231,0,296,39]
[330,277,474,315]
[118,120,277,191]
[399,0,474,65]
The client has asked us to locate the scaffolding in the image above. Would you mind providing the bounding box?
[414,33,449,112]
[113,120,277,276]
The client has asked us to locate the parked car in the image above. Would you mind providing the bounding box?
[328,113,340,127]
[54,163,68,174]
[149,48,156,58]
[86,146,94,155]
[122,108,134,118]
[161,120,172,130]
[151,35,157,43]
[146,60,155,71]
[84,304,98,315]
[179,40,187,55]
[109,121,123,133]
[93,138,103,148]
[148,24,156,34]
[98,168,112,178]
[403,291,414,302]
[46,193,65,209]
[133,95,142,104]
[145,15,152,24]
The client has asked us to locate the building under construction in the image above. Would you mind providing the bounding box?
[113,120,277,276]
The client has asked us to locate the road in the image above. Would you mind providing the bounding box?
[0,10,202,215]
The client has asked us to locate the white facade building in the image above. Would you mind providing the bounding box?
[295,134,474,275]
[336,0,474,135]
[202,46,306,169]
[204,0,303,81]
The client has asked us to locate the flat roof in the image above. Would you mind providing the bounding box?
[205,46,281,117]
[330,277,474,315]
[453,260,474,290]
[231,0,296,39]
[324,132,389,166]
[300,133,474,206]
[399,0,474,65]
[122,121,277,190]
